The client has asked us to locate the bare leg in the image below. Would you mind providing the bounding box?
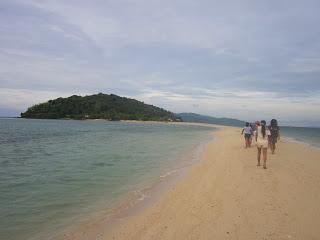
[269,141,274,154]
[263,148,267,169]
[272,142,276,154]
[257,147,261,166]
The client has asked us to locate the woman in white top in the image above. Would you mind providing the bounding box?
[255,120,271,169]
[241,122,253,148]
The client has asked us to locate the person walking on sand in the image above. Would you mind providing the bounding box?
[241,122,252,148]
[268,119,280,154]
[252,121,260,144]
[255,120,270,169]
[249,123,255,146]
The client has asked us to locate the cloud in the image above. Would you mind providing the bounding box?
[0,88,91,108]
[134,88,320,123]
[0,0,320,125]
[287,58,320,73]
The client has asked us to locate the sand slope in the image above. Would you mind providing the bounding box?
[62,126,320,240]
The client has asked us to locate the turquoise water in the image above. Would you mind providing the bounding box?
[0,119,213,240]
[281,126,320,148]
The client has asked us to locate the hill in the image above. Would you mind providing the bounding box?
[21,93,181,121]
[176,112,245,127]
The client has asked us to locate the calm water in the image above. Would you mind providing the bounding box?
[281,126,320,148]
[0,119,213,240]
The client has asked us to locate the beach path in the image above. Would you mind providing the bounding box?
[62,126,320,240]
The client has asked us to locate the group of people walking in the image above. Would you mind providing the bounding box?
[241,119,280,169]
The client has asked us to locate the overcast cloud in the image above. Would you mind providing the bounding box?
[1,0,320,126]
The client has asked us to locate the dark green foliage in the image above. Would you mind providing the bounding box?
[176,112,245,127]
[21,93,182,122]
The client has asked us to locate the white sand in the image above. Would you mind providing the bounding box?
[59,125,320,240]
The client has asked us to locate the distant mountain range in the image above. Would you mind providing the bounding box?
[21,93,181,121]
[176,112,245,127]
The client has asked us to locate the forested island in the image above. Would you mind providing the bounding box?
[21,93,181,121]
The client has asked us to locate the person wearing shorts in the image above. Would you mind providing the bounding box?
[241,122,252,148]
[255,120,271,169]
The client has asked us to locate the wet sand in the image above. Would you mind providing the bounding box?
[59,125,320,240]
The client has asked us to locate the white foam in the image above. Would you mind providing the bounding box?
[160,169,178,178]
[133,190,149,201]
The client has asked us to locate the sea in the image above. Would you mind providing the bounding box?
[281,126,320,148]
[0,118,214,240]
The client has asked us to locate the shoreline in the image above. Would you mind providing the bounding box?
[282,136,320,150]
[56,125,320,240]
[0,118,219,240]
[54,123,219,240]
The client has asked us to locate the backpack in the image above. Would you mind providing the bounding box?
[270,126,279,138]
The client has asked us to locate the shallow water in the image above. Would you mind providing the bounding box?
[281,126,320,148]
[0,118,214,240]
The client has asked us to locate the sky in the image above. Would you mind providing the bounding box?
[0,0,320,126]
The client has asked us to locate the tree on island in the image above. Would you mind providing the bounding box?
[21,93,182,122]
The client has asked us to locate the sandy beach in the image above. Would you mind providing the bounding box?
[59,125,320,240]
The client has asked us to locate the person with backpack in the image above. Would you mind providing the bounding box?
[269,119,280,154]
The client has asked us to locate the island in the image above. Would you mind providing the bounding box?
[21,93,182,121]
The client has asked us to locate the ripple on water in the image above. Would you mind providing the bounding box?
[0,118,214,240]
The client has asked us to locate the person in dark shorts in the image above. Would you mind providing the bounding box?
[268,119,280,154]
[241,122,253,148]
